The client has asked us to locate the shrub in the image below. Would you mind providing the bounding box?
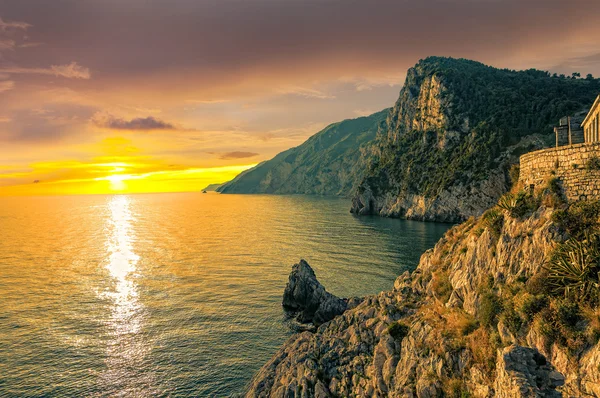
[556,300,583,330]
[478,289,503,327]
[551,201,600,239]
[509,164,520,187]
[545,177,563,199]
[387,322,410,341]
[468,327,499,374]
[497,191,538,219]
[443,378,470,398]
[545,234,600,302]
[501,304,523,335]
[526,270,551,295]
[481,208,504,238]
[586,156,600,170]
[537,300,587,354]
[519,293,549,321]
[432,271,453,303]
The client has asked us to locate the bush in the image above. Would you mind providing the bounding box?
[526,270,552,295]
[481,208,504,238]
[468,327,499,374]
[432,271,453,303]
[537,300,587,354]
[546,177,562,197]
[500,304,523,335]
[519,294,549,321]
[479,289,503,327]
[509,164,520,187]
[551,202,600,239]
[497,191,538,219]
[586,156,600,170]
[387,322,410,341]
[545,234,600,302]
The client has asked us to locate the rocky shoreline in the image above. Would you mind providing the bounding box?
[246,192,600,397]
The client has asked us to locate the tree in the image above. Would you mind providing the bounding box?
[572,72,581,79]
[586,74,594,81]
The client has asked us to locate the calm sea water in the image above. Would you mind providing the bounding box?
[0,193,449,397]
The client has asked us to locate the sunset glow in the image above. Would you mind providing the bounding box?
[2,1,600,196]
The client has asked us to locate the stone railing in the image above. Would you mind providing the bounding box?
[519,143,600,202]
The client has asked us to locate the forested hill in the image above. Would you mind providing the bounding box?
[351,56,600,222]
[217,109,388,196]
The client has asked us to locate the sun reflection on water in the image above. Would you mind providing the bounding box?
[99,195,154,396]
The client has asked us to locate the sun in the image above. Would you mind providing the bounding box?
[104,174,129,191]
[105,174,128,183]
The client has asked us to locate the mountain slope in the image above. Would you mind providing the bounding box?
[351,57,600,222]
[217,109,388,196]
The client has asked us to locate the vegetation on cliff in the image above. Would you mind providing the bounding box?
[217,110,388,196]
[248,177,600,396]
[352,57,600,221]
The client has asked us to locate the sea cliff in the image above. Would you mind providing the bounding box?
[351,57,600,222]
[247,186,600,397]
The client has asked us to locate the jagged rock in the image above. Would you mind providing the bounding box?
[282,260,348,325]
[494,345,563,397]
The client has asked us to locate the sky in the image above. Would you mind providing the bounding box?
[1,0,600,195]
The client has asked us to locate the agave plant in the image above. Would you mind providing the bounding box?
[497,191,535,218]
[497,193,517,212]
[481,208,504,238]
[545,233,600,301]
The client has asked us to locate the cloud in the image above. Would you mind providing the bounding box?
[92,113,176,131]
[0,17,31,32]
[0,104,97,143]
[219,151,259,160]
[550,53,600,76]
[0,62,91,79]
[277,86,336,100]
[0,39,15,51]
[0,80,14,92]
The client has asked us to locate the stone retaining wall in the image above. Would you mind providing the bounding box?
[519,143,600,202]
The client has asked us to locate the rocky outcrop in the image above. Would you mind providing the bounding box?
[351,57,599,222]
[494,345,563,397]
[247,200,600,397]
[351,170,507,222]
[282,260,348,325]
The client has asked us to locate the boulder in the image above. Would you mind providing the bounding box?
[282,260,348,325]
[494,345,563,397]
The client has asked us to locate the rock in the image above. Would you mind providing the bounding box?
[249,203,599,397]
[282,260,347,325]
[494,345,562,397]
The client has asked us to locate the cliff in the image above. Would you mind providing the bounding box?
[247,186,600,397]
[351,57,600,222]
[217,110,388,196]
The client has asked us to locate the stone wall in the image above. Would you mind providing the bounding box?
[519,143,600,202]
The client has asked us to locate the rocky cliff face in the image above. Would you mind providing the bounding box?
[351,57,600,222]
[247,193,600,397]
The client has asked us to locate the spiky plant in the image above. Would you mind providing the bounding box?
[545,233,600,301]
[497,190,537,218]
[481,208,504,238]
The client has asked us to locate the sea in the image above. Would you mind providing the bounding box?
[0,193,449,397]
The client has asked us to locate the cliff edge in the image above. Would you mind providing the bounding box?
[248,184,600,397]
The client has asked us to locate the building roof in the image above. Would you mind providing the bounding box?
[582,94,600,128]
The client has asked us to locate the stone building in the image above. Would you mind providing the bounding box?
[554,115,584,147]
[520,94,600,202]
[582,94,600,143]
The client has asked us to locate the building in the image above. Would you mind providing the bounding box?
[554,115,584,147]
[582,94,600,143]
